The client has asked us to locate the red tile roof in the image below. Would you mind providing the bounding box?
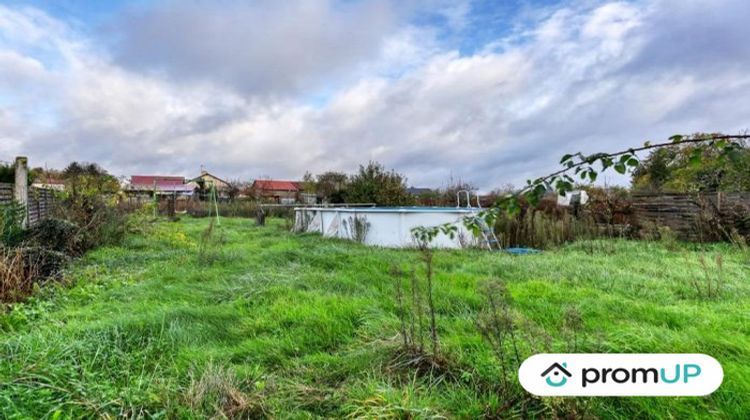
[130,175,193,192]
[253,180,300,192]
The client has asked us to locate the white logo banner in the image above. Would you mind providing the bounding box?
[519,353,723,396]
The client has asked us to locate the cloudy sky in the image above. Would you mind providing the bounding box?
[0,0,748,190]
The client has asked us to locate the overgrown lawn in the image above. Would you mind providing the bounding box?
[0,217,748,418]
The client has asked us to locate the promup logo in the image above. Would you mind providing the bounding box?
[519,354,723,396]
[541,362,571,387]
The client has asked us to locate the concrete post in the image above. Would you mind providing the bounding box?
[14,156,28,228]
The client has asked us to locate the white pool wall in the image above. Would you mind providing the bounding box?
[293,207,479,248]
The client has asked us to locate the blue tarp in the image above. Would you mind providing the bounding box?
[504,247,541,255]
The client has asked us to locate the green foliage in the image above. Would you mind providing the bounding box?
[60,161,120,199]
[343,215,370,243]
[492,209,601,249]
[0,246,69,302]
[632,138,750,192]
[315,171,349,203]
[26,218,82,255]
[687,253,726,300]
[410,224,458,247]
[53,162,126,251]
[414,133,749,243]
[508,133,747,216]
[475,278,525,392]
[347,161,414,206]
[0,162,14,183]
[0,201,26,247]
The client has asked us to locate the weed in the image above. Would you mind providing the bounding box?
[493,210,601,249]
[391,265,408,348]
[410,268,425,353]
[563,306,584,352]
[658,226,679,251]
[390,260,439,358]
[475,279,522,392]
[197,219,227,265]
[343,215,370,243]
[422,247,439,356]
[0,248,26,302]
[0,247,68,303]
[184,363,268,419]
[687,253,725,299]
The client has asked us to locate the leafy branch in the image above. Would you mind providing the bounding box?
[417,133,750,245]
[523,133,748,206]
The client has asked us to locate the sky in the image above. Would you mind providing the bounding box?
[1,0,749,190]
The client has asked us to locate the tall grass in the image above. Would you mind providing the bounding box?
[0,218,748,418]
[187,200,295,219]
[0,248,27,302]
[493,210,606,249]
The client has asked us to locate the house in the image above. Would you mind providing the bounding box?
[125,175,195,196]
[251,179,301,204]
[190,169,231,195]
[31,178,65,191]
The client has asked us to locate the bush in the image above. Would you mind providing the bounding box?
[188,200,259,218]
[52,195,127,251]
[19,246,69,279]
[0,201,26,247]
[26,218,82,255]
[493,210,599,249]
[0,246,69,302]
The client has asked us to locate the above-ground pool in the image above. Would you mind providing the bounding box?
[293,206,480,248]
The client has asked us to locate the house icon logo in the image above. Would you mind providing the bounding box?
[541,362,572,387]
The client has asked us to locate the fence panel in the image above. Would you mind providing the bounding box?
[0,183,55,226]
[0,183,12,205]
[27,187,56,226]
[631,192,750,240]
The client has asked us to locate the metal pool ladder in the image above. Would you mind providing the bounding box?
[456,190,500,250]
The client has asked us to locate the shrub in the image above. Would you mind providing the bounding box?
[26,218,82,255]
[0,247,26,302]
[19,246,69,279]
[0,201,26,247]
[695,198,750,243]
[0,246,68,302]
[53,196,127,251]
[188,200,259,218]
[658,226,679,250]
[493,209,600,249]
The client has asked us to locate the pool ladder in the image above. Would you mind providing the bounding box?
[456,190,500,250]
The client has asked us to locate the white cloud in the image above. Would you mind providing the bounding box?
[110,0,402,96]
[1,0,749,190]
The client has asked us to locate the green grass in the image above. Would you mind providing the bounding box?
[1,217,748,418]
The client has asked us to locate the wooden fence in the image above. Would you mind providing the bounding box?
[0,183,11,205]
[0,182,56,227]
[631,192,750,239]
[27,187,56,226]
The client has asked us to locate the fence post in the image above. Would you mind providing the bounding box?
[14,156,28,228]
